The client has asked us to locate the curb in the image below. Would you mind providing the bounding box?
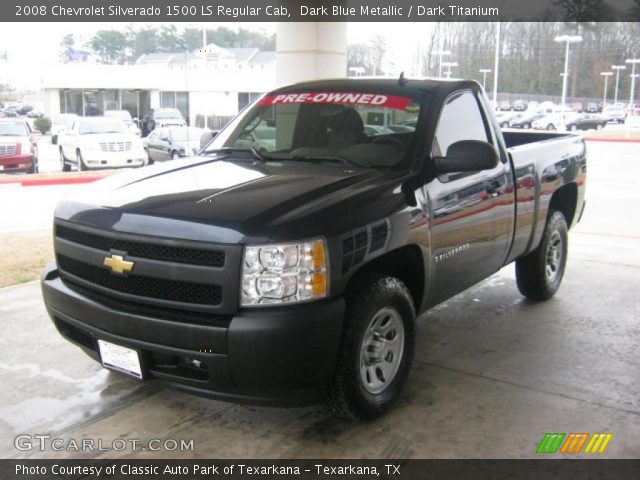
[0,175,105,187]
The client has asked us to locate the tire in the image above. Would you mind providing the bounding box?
[523,123,530,129]
[28,148,38,174]
[171,151,181,160]
[144,148,153,166]
[547,124,555,130]
[327,274,415,421]
[570,124,577,131]
[77,150,87,171]
[60,148,71,172]
[596,123,603,130]
[516,211,568,301]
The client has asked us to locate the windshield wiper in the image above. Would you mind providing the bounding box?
[202,147,268,162]
[289,155,352,165]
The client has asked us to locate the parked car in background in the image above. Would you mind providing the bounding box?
[140,108,186,137]
[1,108,18,118]
[569,102,583,113]
[585,102,599,113]
[509,112,546,129]
[532,112,578,131]
[537,101,557,115]
[104,110,141,137]
[143,126,204,163]
[602,105,626,124]
[14,104,34,116]
[495,111,520,128]
[26,110,43,118]
[626,113,640,129]
[386,124,415,133]
[364,125,396,136]
[512,100,527,111]
[58,116,146,171]
[0,119,39,173]
[51,113,79,144]
[498,101,511,111]
[233,125,276,151]
[563,113,607,131]
[525,100,540,112]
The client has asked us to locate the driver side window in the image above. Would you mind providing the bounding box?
[432,90,490,180]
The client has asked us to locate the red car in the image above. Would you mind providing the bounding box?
[0,119,39,173]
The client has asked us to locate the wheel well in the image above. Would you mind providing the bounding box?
[348,245,425,310]
[549,182,578,227]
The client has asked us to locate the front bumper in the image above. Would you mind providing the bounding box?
[82,150,146,169]
[0,153,33,172]
[41,262,345,406]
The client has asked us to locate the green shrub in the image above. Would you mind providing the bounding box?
[34,116,52,134]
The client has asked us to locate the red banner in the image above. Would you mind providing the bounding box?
[258,92,414,110]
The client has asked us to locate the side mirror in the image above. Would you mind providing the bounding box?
[433,140,499,174]
[199,130,218,150]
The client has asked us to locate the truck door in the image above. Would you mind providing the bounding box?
[424,89,514,305]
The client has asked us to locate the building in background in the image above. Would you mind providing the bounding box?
[40,43,276,128]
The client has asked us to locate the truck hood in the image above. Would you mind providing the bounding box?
[56,154,407,244]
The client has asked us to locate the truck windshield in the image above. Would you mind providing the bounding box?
[0,122,28,136]
[206,90,423,168]
[79,119,127,135]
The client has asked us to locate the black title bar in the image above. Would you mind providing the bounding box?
[4,0,640,22]
[2,459,640,480]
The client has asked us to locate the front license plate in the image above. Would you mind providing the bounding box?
[97,340,142,379]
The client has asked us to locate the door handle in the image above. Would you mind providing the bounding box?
[486,181,502,197]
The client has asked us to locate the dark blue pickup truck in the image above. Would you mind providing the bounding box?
[42,78,586,420]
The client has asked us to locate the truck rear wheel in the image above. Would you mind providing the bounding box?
[516,211,568,300]
[327,274,415,421]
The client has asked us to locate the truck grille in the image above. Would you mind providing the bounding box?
[56,224,225,267]
[0,144,16,156]
[99,141,132,152]
[54,221,241,317]
[58,255,222,305]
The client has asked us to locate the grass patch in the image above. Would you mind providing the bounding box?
[0,230,54,287]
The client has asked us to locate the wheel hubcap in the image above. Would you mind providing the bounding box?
[545,231,563,284]
[360,307,405,394]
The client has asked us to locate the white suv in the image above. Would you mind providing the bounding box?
[58,117,146,171]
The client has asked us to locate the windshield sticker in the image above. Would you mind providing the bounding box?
[258,92,414,110]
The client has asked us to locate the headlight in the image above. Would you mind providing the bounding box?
[241,239,328,306]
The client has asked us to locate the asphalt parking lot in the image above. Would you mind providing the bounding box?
[0,140,638,459]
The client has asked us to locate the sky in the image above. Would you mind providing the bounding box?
[0,22,431,89]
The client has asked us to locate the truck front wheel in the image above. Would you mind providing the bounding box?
[327,274,415,421]
[516,211,568,300]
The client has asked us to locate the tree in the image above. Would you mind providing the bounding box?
[369,35,386,75]
[552,0,607,22]
[88,30,127,64]
[59,34,75,63]
[182,27,203,51]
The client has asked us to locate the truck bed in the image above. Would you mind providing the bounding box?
[502,130,586,264]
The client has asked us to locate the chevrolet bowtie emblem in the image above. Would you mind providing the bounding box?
[103,254,134,274]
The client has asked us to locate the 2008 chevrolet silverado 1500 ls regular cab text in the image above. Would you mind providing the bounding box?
[42,78,586,420]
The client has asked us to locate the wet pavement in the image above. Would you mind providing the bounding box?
[0,141,638,459]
